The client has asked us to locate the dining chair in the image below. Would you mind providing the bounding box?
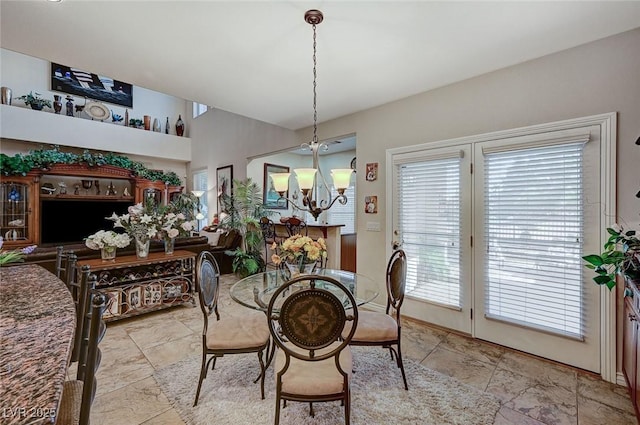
[260,217,278,268]
[282,216,308,237]
[67,263,92,364]
[267,274,359,425]
[55,245,75,285]
[345,249,408,390]
[193,250,271,406]
[58,289,107,425]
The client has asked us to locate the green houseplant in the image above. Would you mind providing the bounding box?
[15,91,52,110]
[220,178,272,277]
[583,227,640,290]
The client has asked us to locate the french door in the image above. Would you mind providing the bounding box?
[391,121,608,372]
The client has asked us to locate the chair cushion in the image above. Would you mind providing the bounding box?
[57,380,83,425]
[275,342,352,396]
[206,310,269,350]
[201,230,222,246]
[346,311,398,342]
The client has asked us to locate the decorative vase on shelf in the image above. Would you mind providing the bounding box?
[175,115,185,136]
[124,109,129,127]
[65,96,74,116]
[53,95,62,114]
[144,115,151,131]
[153,118,161,132]
[164,237,175,255]
[165,117,169,134]
[135,236,150,258]
[1,87,11,105]
[101,246,117,261]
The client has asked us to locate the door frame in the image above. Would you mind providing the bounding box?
[385,112,617,382]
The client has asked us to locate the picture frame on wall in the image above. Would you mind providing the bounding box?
[263,163,289,209]
[216,165,233,213]
[50,62,133,108]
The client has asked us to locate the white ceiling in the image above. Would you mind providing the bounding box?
[1,1,639,131]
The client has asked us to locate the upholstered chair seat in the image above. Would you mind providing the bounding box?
[206,310,270,351]
[275,342,352,396]
[347,311,397,342]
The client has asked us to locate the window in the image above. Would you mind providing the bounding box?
[327,185,356,234]
[483,141,586,338]
[192,102,208,119]
[395,153,463,307]
[193,170,208,230]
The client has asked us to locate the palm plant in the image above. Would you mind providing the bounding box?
[220,178,273,277]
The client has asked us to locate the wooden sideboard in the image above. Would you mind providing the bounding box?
[623,279,640,421]
[77,250,196,321]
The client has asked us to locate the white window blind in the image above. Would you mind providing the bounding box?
[484,142,585,338]
[396,156,462,307]
[327,185,356,234]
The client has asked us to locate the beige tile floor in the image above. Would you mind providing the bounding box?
[88,274,637,425]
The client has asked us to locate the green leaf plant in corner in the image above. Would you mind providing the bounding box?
[583,227,640,290]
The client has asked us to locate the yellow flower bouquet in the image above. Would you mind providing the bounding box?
[271,234,327,273]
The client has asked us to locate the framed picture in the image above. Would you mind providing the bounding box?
[127,286,142,310]
[216,165,233,212]
[103,290,121,318]
[263,163,289,209]
[144,283,162,306]
[366,163,378,181]
[51,62,133,108]
[365,195,378,214]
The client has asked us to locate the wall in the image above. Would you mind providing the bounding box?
[295,28,640,374]
[187,107,297,222]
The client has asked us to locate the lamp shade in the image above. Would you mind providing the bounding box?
[191,190,205,198]
[330,169,354,190]
[294,168,317,190]
[270,173,291,193]
[195,212,205,220]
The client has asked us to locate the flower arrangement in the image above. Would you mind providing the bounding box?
[158,212,195,241]
[84,230,131,251]
[271,234,327,268]
[106,202,160,243]
[0,237,37,265]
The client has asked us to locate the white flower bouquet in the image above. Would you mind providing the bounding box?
[107,202,160,242]
[85,230,131,251]
[158,212,195,241]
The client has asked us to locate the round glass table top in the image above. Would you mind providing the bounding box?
[230,268,379,311]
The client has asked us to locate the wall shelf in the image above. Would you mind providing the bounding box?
[0,104,191,162]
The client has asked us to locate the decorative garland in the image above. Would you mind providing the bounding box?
[0,145,182,185]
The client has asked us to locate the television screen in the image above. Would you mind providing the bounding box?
[51,62,133,108]
[40,199,133,245]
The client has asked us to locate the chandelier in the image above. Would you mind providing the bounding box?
[270,9,354,221]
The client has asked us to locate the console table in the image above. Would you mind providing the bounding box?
[77,250,196,322]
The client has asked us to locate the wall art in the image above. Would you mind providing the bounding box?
[51,62,133,108]
[263,163,289,209]
[365,195,378,214]
[216,165,233,213]
[366,163,378,181]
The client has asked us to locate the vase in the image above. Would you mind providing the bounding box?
[165,117,169,134]
[135,236,150,258]
[144,115,151,130]
[175,115,185,136]
[101,246,117,261]
[53,95,62,114]
[153,118,161,132]
[65,96,74,116]
[164,237,175,255]
[1,87,12,105]
[286,261,317,277]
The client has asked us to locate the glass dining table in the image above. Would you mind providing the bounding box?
[230,268,379,311]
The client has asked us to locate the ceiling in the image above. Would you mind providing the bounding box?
[1,1,639,131]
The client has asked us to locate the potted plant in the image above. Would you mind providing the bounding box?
[15,91,52,111]
[583,226,640,290]
[220,178,272,277]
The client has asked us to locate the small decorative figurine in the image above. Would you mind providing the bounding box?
[106,181,117,196]
[74,184,80,195]
[123,187,130,197]
[65,96,74,117]
[58,182,67,195]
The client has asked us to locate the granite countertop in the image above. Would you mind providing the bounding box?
[0,264,75,425]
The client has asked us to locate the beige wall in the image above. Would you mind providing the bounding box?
[295,28,640,372]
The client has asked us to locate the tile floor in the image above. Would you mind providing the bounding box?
[89,274,637,425]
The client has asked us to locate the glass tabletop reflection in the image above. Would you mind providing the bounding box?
[230,268,378,311]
